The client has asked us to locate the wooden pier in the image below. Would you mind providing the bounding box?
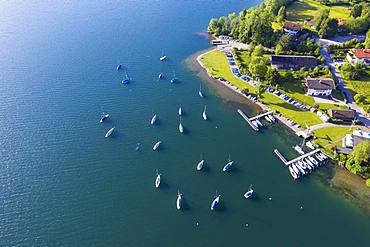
[237,109,259,131]
[274,148,322,166]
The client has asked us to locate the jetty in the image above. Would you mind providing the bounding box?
[274,148,329,180]
[237,109,275,132]
[237,109,258,131]
[274,148,321,166]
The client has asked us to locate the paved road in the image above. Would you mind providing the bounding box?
[319,40,370,127]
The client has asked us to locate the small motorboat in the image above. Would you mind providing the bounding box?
[292,163,300,175]
[293,145,305,155]
[251,120,259,129]
[197,159,204,171]
[158,73,163,79]
[100,112,109,123]
[178,107,182,116]
[222,157,234,172]
[179,116,184,133]
[210,192,220,211]
[297,160,308,171]
[160,55,167,61]
[302,159,313,172]
[155,171,161,188]
[309,156,319,166]
[105,127,115,138]
[150,114,157,125]
[264,115,272,123]
[255,119,263,127]
[153,141,161,151]
[295,162,306,175]
[176,191,182,210]
[116,64,122,70]
[305,158,315,169]
[268,115,276,122]
[305,141,315,150]
[244,185,254,199]
[315,153,323,162]
[289,166,299,179]
[202,106,207,120]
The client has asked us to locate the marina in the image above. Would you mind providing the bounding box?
[237,109,275,131]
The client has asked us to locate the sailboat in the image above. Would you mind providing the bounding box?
[116,64,122,70]
[135,143,141,151]
[105,127,115,138]
[198,84,204,98]
[202,106,208,120]
[160,50,167,61]
[196,153,205,171]
[176,191,182,210]
[210,191,220,211]
[100,112,109,123]
[288,166,299,179]
[158,72,163,79]
[122,70,130,84]
[178,107,182,116]
[170,71,176,83]
[150,114,157,125]
[153,141,161,151]
[178,116,184,133]
[155,170,161,188]
[222,155,233,172]
[244,185,254,199]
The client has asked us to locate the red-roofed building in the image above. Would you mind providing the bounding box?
[346,49,370,66]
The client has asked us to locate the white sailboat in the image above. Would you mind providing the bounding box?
[198,84,204,98]
[150,114,157,125]
[176,191,182,210]
[178,107,182,116]
[289,166,299,179]
[197,153,205,171]
[244,185,254,199]
[100,112,109,123]
[155,171,161,188]
[222,155,233,172]
[202,106,207,120]
[105,127,115,138]
[264,115,272,123]
[210,191,220,211]
[153,141,161,151]
[179,116,184,133]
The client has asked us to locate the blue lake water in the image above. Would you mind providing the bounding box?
[0,1,369,246]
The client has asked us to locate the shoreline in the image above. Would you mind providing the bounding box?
[190,47,370,215]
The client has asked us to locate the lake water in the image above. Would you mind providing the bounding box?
[0,1,369,246]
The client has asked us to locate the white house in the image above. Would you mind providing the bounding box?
[346,49,370,66]
[305,78,335,96]
[283,22,301,36]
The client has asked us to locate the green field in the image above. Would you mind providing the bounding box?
[286,0,350,22]
[199,50,322,126]
[342,68,370,112]
[312,126,352,154]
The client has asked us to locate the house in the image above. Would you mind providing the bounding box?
[346,49,370,66]
[270,55,318,70]
[305,78,335,96]
[328,109,355,121]
[336,130,370,155]
[283,22,301,35]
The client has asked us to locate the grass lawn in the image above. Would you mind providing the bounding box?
[259,92,322,126]
[286,0,350,22]
[317,103,347,111]
[312,126,352,154]
[199,50,255,92]
[341,69,370,112]
[200,50,322,126]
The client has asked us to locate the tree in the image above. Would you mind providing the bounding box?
[345,140,370,175]
[354,94,365,104]
[276,34,292,53]
[249,60,268,80]
[315,9,330,30]
[318,18,338,38]
[365,29,370,49]
[252,44,265,57]
[276,6,286,22]
[344,17,369,34]
[265,67,280,85]
[255,84,265,98]
[208,18,219,35]
[351,4,362,18]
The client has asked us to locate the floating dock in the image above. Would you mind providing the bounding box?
[249,111,274,121]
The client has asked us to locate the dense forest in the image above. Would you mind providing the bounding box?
[207,0,370,47]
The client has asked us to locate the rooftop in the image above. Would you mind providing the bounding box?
[271,55,318,68]
[350,49,370,59]
[283,22,301,31]
[328,109,355,120]
[305,78,335,90]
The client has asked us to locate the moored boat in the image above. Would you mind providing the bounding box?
[222,156,234,172]
[178,107,182,116]
[198,84,204,98]
[105,127,115,138]
[100,112,109,123]
[210,192,220,211]
[116,64,122,70]
[160,55,167,61]
[153,141,161,151]
[179,116,184,133]
[150,114,157,125]
[176,191,182,210]
[289,166,299,179]
[293,145,305,155]
[292,163,300,175]
[264,115,272,123]
[202,106,207,120]
[244,185,254,199]
[155,171,161,188]
[255,119,263,127]
[197,159,204,171]
[158,73,163,79]
[268,114,276,122]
